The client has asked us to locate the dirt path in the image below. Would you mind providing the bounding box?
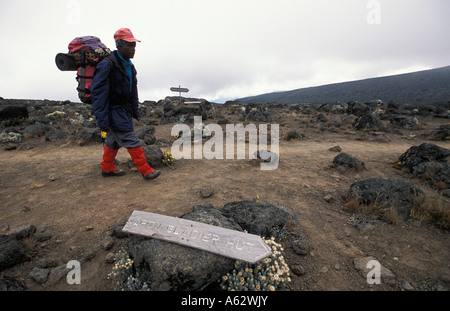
[0,114,449,291]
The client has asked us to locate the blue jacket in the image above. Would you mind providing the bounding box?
[91,50,141,132]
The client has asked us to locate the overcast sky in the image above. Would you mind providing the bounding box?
[1,0,449,103]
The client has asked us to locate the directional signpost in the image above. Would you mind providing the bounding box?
[170,86,189,93]
[122,210,272,263]
[171,85,189,104]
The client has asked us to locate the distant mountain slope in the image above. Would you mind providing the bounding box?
[236,65,450,105]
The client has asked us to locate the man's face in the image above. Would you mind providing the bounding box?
[118,42,136,60]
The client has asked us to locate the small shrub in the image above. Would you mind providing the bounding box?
[162,152,175,166]
[220,237,291,291]
[21,236,37,249]
[343,196,361,213]
[107,248,150,291]
[343,192,398,225]
[383,209,400,225]
[411,195,449,230]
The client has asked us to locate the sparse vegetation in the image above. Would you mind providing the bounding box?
[219,237,291,291]
[21,236,37,250]
[411,195,449,230]
[344,190,449,230]
[343,192,401,225]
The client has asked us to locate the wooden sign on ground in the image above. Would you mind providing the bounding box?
[122,210,272,263]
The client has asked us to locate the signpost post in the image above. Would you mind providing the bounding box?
[122,210,272,263]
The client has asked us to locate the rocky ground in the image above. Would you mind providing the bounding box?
[0,98,449,292]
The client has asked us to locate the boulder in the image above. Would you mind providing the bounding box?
[0,235,24,272]
[45,127,70,142]
[124,204,241,291]
[353,112,385,131]
[353,256,396,285]
[290,233,312,256]
[160,96,210,124]
[412,161,450,189]
[390,116,419,129]
[434,102,450,119]
[29,267,50,284]
[310,113,328,123]
[6,225,36,240]
[142,144,164,168]
[332,153,365,171]
[286,130,304,141]
[317,102,347,114]
[347,101,372,117]
[0,275,25,291]
[220,201,291,239]
[0,104,29,121]
[135,125,156,145]
[217,115,229,124]
[73,127,103,145]
[398,143,450,194]
[409,103,436,116]
[349,178,424,219]
[23,124,51,139]
[241,103,274,122]
[386,100,409,115]
[200,186,214,198]
[427,124,450,141]
[398,143,449,172]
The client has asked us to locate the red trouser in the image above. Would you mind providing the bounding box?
[127,146,154,176]
[101,145,154,176]
[101,145,119,173]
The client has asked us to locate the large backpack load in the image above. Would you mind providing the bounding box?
[56,36,111,104]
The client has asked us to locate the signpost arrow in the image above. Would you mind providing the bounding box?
[122,210,272,263]
[170,87,189,93]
